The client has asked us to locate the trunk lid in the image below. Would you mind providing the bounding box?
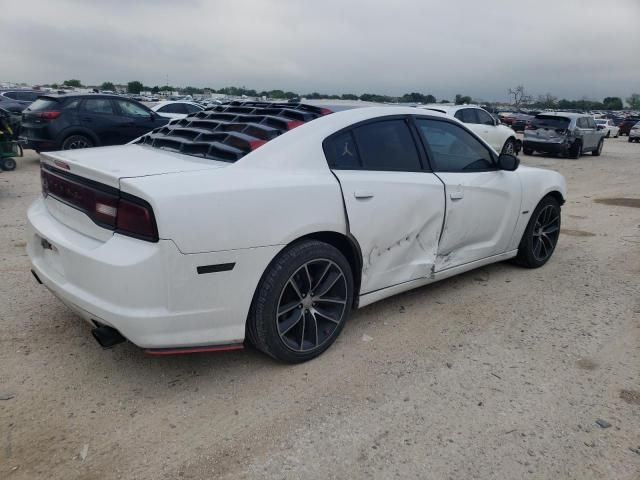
[41,144,229,188]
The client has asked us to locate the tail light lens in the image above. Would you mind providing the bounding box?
[41,165,158,242]
[38,111,62,119]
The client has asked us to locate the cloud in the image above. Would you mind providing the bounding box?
[2,0,639,100]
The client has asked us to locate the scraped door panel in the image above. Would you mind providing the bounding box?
[334,170,445,294]
[435,170,521,271]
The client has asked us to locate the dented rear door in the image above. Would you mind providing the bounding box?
[325,118,445,295]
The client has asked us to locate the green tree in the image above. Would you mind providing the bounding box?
[341,93,359,100]
[626,93,640,110]
[127,81,144,94]
[455,94,472,105]
[151,86,160,94]
[602,97,623,110]
[100,81,115,91]
[63,79,82,88]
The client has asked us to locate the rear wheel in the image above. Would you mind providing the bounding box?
[515,196,561,268]
[501,138,517,155]
[247,240,354,363]
[605,131,610,138]
[61,134,93,150]
[592,139,603,156]
[568,141,582,159]
[629,137,633,143]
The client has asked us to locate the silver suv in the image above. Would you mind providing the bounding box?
[523,112,605,158]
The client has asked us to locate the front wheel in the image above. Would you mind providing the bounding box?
[246,240,354,363]
[523,147,534,155]
[501,138,517,156]
[515,196,561,268]
[568,141,582,159]
[1,157,17,171]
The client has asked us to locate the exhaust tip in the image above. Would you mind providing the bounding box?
[92,325,125,349]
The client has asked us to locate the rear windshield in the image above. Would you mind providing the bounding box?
[532,115,570,129]
[27,98,59,112]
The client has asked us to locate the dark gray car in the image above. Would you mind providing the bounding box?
[523,112,605,158]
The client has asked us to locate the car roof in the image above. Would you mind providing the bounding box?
[39,93,125,100]
[418,104,484,115]
[535,111,587,119]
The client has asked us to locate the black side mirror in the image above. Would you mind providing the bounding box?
[498,153,519,171]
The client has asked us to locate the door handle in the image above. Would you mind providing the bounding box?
[354,191,375,199]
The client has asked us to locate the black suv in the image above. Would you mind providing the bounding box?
[21,94,169,152]
[618,117,640,136]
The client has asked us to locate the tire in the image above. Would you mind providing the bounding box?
[1,158,17,171]
[606,131,610,138]
[629,137,633,143]
[61,134,93,150]
[523,147,534,155]
[592,139,603,156]
[501,138,517,156]
[568,141,582,159]
[246,240,354,363]
[515,196,561,268]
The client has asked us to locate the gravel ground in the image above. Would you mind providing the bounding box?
[1,138,639,480]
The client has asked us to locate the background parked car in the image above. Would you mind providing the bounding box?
[20,94,169,152]
[523,112,605,158]
[0,89,43,108]
[595,118,620,138]
[150,100,204,119]
[618,117,640,136]
[510,113,534,132]
[421,104,520,154]
[628,122,640,143]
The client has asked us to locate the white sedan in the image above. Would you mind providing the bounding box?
[595,119,620,138]
[27,102,566,363]
[420,104,520,155]
[150,100,204,119]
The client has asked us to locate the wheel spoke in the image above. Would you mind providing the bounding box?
[313,308,340,324]
[543,224,559,235]
[299,312,306,350]
[543,215,559,228]
[310,312,319,347]
[315,296,347,305]
[304,264,313,292]
[288,278,304,300]
[533,238,542,259]
[278,300,300,317]
[316,272,344,298]
[279,309,303,336]
[311,262,332,292]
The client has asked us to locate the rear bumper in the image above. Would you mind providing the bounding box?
[27,197,282,349]
[522,140,569,154]
[20,136,59,152]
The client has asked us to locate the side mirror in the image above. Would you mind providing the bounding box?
[498,153,519,171]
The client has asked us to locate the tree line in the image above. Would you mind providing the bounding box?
[47,79,640,110]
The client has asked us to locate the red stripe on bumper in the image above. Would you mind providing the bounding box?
[144,343,244,356]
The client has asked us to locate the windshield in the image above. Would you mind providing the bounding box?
[595,119,606,124]
[531,115,570,129]
[27,98,58,111]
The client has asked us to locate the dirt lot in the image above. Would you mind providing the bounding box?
[1,138,639,480]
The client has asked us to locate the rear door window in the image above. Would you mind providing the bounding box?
[116,100,151,117]
[83,99,114,115]
[416,118,495,172]
[184,103,202,114]
[352,119,422,172]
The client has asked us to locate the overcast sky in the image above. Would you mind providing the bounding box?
[2,0,639,101]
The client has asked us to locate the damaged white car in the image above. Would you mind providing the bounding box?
[27,102,566,363]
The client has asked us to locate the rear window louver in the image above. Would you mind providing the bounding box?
[136,101,332,162]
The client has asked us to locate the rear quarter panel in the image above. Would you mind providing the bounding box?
[121,164,347,254]
[507,166,567,251]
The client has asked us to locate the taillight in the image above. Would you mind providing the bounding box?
[38,111,61,119]
[41,165,158,242]
[525,124,536,130]
[116,197,158,241]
